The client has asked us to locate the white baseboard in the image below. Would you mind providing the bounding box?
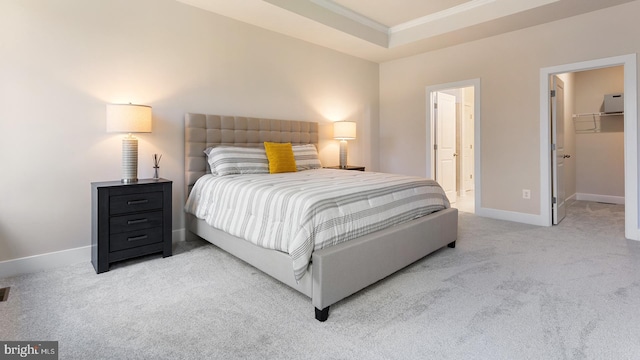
[476,207,548,226]
[0,246,91,279]
[173,228,185,243]
[576,193,625,204]
[0,229,186,279]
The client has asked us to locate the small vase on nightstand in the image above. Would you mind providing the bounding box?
[152,154,162,180]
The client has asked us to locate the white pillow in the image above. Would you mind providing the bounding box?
[292,144,322,171]
[204,146,269,176]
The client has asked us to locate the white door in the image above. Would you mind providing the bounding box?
[462,103,475,194]
[435,92,457,203]
[552,76,566,224]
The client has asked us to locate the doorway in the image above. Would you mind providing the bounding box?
[540,54,638,240]
[551,67,625,225]
[427,79,480,213]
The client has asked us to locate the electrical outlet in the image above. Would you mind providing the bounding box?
[522,189,531,199]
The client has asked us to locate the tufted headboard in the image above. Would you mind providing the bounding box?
[185,113,319,195]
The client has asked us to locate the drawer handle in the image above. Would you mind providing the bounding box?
[127,235,148,242]
[127,199,149,205]
[127,218,148,225]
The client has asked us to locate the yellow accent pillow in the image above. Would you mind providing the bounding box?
[264,142,297,174]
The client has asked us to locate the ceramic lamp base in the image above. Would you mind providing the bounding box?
[339,140,348,168]
[122,136,138,183]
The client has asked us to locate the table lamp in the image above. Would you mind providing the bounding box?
[106,103,152,183]
[333,121,356,168]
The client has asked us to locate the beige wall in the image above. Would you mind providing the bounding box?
[0,0,379,262]
[574,66,625,198]
[379,1,640,215]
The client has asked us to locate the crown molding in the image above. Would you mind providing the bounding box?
[310,0,389,34]
[390,0,496,34]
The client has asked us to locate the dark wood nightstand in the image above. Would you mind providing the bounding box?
[324,165,365,171]
[91,178,172,273]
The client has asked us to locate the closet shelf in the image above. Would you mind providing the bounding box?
[572,112,624,118]
[572,112,623,133]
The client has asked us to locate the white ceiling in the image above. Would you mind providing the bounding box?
[176,0,635,63]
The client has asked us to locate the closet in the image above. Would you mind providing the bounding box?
[563,66,625,205]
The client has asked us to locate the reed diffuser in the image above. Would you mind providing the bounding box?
[152,154,162,179]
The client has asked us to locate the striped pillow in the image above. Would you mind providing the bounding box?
[204,146,269,176]
[292,144,322,171]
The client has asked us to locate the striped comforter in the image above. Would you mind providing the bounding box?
[185,169,450,281]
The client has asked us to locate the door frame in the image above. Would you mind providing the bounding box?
[426,78,481,212]
[539,53,638,240]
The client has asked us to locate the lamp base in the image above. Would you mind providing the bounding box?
[122,136,138,183]
[339,140,348,168]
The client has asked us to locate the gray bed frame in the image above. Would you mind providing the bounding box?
[184,113,458,321]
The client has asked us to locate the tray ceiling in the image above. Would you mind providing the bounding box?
[176,0,635,62]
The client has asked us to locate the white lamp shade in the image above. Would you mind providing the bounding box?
[106,104,152,133]
[333,121,356,140]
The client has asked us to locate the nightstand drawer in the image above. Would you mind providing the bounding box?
[110,211,163,234]
[110,227,163,252]
[110,191,163,215]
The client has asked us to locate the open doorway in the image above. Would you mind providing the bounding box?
[427,79,480,213]
[540,54,638,240]
[551,67,625,225]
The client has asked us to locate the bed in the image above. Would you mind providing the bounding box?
[184,113,458,321]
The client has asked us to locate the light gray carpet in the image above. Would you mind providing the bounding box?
[2,201,639,359]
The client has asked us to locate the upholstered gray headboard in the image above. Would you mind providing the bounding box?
[185,113,319,195]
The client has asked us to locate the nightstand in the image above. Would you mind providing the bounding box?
[91,178,172,273]
[324,165,365,171]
